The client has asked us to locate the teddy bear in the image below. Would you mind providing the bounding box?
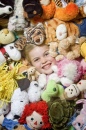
[48,35,86,61]
[0,28,16,45]
[44,17,86,44]
[56,35,86,60]
[27,66,40,81]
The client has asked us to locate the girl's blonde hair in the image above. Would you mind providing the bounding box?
[21,43,37,62]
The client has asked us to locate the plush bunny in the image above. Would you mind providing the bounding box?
[8,0,28,31]
[0,42,21,65]
[6,88,29,121]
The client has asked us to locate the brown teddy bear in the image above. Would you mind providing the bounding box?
[48,35,86,61]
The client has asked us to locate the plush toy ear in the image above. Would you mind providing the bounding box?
[14,36,27,51]
[17,78,30,91]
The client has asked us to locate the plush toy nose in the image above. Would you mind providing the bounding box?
[9,7,12,12]
[3,29,9,34]
[34,121,37,125]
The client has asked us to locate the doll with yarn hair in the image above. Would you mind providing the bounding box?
[19,101,51,130]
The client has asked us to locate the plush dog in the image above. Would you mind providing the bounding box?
[23,0,43,19]
[24,23,46,45]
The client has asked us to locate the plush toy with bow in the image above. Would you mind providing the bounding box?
[0,42,21,65]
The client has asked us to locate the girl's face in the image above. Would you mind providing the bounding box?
[29,45,56,75]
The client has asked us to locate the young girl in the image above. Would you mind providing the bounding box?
[22,43,56,75]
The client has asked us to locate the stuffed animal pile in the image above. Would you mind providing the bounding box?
[0,0,86,130]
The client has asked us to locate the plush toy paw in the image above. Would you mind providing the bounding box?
[37,74,47,89]
[55,55,64,61]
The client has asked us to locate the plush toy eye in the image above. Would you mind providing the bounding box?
[31,117,34,121]
[34,83,38,87]
[40,121,43,124]
[16,15,18,18]
[20,101,23,102]
[37,31,41,35]
[78,123,81,126]
[10,46,14,49]
[53,88,56,91]
[3,109,6,111]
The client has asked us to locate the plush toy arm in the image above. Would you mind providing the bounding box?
[0,115,4,125]
[38,74,47,88]
[48,73,60,83]
[6,112,14,120]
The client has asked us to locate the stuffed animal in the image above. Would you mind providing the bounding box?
[51,58,82,87]
[44,18,86,44]
[48,98,75,130]
[72,99,86,130]
[0,28,16,45]
[26,66,40,81]
[27,81,44,103]
[19,101,51,130]
[0,101,10,116]
[23,0,43,20]
[0,0,14,18]
[0,42,21,65]
[41,80,65,102]
[24,23,46,45]
[56,35,86,61]
[6,88,29,121]
[54,2,79,21]
[64,80,86,100]
[8,0,28,31]
[80,41,86,61]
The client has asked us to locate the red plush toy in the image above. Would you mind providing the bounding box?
[19,101,51,130]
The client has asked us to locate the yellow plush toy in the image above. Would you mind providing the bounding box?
[81,41,86,61]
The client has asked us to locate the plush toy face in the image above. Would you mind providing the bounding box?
[27,67,36,75]
[24,23,45,45]
[4,43,21,61]
[26,111,44,129]
[0,29,15,44]
[0,101,10,115]
[64,84,80,99]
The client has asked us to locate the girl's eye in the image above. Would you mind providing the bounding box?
[31,117,34,121]
[34,58,39,62]
[45,51,49,56]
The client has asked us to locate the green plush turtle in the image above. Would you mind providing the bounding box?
[48,98,75,130]
[41,80,65,102]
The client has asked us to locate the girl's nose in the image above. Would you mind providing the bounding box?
[41,57,47,64]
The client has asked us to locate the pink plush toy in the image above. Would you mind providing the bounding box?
[72,99,86,130]
[52,58,82,87]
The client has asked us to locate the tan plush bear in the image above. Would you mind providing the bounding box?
[27,66,40,81]
[56,36,86,61]
[44,18,80,44]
